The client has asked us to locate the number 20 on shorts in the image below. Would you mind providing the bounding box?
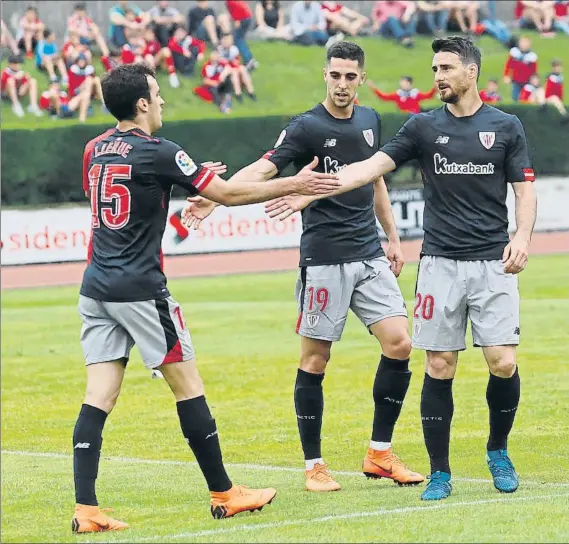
[414,293,434,320]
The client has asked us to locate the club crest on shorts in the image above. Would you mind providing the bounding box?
[306,313,320,328]
[478,131,496,150]
[362,129,374,147]
[412,319,421,338]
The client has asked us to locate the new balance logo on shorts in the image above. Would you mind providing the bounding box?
[74,442,90,449]
[434,153,495,175]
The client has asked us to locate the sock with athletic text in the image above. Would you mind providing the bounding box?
[371,355,412,445]
[486,367,520,451]
[421,373,454,475]
[177,396,232,492]
[294,369,325,461]
[73,404,108,506]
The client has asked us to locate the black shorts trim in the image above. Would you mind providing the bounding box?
[155,298,178,355]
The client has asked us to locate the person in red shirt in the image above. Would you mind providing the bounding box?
[193,50,234,113]
[121,36,146,65]
[503,35,538,101]
[67,54,105,112]
[479,79,502,104]
[138,28,179,88]
[1,54,43,118]
[100,48,123,72]
[16,6,44,59]
[67,2,110,57]
[63,30,92,66]
[225,1,259,71]
[218,32,257,102]
[168,25,206,76]
[368,76,436,115]
[514,0,555,35]
[39,80,90,122]
[321,1,369,36]
[545,59,564,100]
[519,73,568,120]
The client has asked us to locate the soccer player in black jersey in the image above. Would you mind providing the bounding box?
[267,37,537,501]
[182,42,424,492]
[71,63,339,533]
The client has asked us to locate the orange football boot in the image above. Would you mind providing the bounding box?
[210,485,277,519]
[362,447,425,486]
[305,463,341,492]
[71,504,129,533]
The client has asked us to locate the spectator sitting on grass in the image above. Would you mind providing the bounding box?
[67,3,110,58]
[446,1,479,35]
[16,6,45,59]
[519,72,568,121]
[141,27,180,88]
[515,0,556,36]
[218,33,257,102]
[368,75,436,114]
[1,19,20,55]
[148,0,185,47]
[188,0,222,47]
[36,29,69,86]
[1,54,43,117]
[545,59,564,100]
[254,1,291,41]
[62,30,92,66]
[474,1,517,49]
[553,0,569,34]
[108,0,150,47]
[371,1,416,48]
[479,78,502,103]
[321,1,370,37]
[168,25,206,76]
[193,50,234,113]
[67,54,105,113]
[415,1,450,36]
[39,80,90,122]
[290,1,330,46]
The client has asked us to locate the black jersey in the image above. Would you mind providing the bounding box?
[264,104,385,267]
[80,128,214,302]
[381,104,534,260]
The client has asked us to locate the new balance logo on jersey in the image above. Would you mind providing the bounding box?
[74,443,90,449]
[323,138,337,147]
[435,136,449,144]
[434,153,495,175]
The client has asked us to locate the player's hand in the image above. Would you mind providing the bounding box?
[502,235,529,274]
[292,156,340,196]
[201,160,227,176]
[386,238,404,277]
[181,196,217,230]
[503,76,512,85]
[265,194,313,220]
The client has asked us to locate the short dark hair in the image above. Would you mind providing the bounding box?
[488,78,498,84]
[401,75,413,84]
[102,64,156,121]
[43,28,53,39]
[326,41,365,69]
[8,54,23,64]
[74,2,86,10]
[432,36,482,80]
[552,58,562,66]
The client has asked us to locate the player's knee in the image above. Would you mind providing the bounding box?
[299,352,330,374]
[384,334,412,360]
[426,352,457,379]
[487,353,517,378]
[84,386,121,414]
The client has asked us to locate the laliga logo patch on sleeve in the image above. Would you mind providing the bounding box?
[175,149,197,176]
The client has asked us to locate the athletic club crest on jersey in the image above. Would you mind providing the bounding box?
[306,313,320,328]
[479,131,496,150]
[362,129,374,147]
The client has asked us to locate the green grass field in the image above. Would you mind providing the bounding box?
[2,253,569,543]
[2,32,568,130]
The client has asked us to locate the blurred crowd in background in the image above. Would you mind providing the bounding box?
[0,0,567,121]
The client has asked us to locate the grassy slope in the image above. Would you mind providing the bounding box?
[1,253,569,543]
[2,32,568,130]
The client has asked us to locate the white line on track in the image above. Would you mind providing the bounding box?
[3,450,569,488]
[133,492,569,542]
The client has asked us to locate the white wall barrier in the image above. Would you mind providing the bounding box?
[1,178,568,266]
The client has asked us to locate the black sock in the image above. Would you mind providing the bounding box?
[73,404,108,506]
[177,396,232,492]
[486,367,520,451]
[421,373,454,475]
[294,369,324,460]
[371,355,411,442]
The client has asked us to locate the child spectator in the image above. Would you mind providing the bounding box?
[168,25,206,76]
[36,29,69,85]
[553,0,569,34]
[290,0,330,46]
[515,0,555,35]
[16,6,45,59]
[225,1,259,71]
[121,35,146,64]
[124,8,146,43]
[108,1,149,47]
[67,3,110,57]
[63,30,92,66]
[415,1,450,36]
[504,35,538,100]
[371,1,416,48]
[545,59,563,100]
[254,1,291,41]
[519,73,568,120]
[368,76,435,114]
[1,19,20,55]
[148,0,185,46]
[218,33,257,102]
[479,78,502,103]
[1,54,43,117]
[188,1,221,47]
[142,28,180,88]
[39,80,90,122]
[101,48,123,72]
[446,1,479,35]
[321,2,369,37]
[67,54,105,112]
[194,50,233,113]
